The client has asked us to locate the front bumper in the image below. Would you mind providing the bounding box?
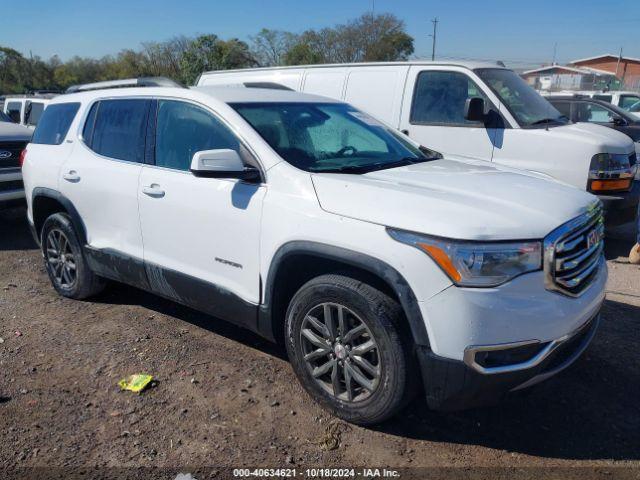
[598,180,639,227]
[417,313,600,411]
[0,168,25,209]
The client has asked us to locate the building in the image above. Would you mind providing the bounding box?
[569,54,640,90]
[521,64,618,92]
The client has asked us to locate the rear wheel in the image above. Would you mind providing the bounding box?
[285,274,414,425]
[41,213,105,299]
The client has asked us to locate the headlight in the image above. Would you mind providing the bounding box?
[588,153,634,192]
[387,229,542,287]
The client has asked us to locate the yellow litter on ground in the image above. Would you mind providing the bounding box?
[118,374,154,394]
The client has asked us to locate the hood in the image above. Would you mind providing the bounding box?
[311,158,598,241]
[0,122,33,142]
[554,122,633,154]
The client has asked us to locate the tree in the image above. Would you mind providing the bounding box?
[0,12,414,94]
[283,13,414,65]
[284,41,324,66]
[180,34,257,84]
[250,29,298,67]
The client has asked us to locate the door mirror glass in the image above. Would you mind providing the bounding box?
[464,97,486,122]
[190,149,259,181]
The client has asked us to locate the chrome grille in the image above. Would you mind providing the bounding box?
[543,202,604,297]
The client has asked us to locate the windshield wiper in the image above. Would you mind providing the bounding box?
[529,117,565,126]
[315,157,431,174]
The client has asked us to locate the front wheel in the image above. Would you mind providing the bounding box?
[285,274,414,425]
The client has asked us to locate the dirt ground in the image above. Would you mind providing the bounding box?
[1,207,639,479]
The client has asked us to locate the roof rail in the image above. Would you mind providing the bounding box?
[243,81,293,91]
[66,77,183,94]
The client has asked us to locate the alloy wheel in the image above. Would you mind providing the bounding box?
[45,228,77,289]
[300,302,381,402]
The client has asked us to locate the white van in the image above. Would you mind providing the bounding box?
[197,62,639,226]
[3,95,54,129]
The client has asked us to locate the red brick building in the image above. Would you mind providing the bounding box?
[569,54,640,89]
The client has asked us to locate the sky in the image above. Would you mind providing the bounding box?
[2,0,640,68]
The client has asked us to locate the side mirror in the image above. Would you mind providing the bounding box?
[613,116,627,127]
[190,149,261,181]
[464,97,486,122]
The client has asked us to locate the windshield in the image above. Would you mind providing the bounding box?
[475,68,569,127]
[596,101,638,122]
[231,102,434,173]
[628,101,640,113]
[0,110,12,123]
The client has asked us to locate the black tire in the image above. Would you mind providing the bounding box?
[41,212,105,299]
[285,274,414,425]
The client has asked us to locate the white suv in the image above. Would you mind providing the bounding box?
[22,78,607,424]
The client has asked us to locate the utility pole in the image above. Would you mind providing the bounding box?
[551,42,557,65]
[615,47,623,78]
[429,18,438,61]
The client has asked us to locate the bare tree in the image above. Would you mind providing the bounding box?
[250,29,299,66]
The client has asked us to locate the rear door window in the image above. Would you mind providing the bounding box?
[31,103,81,145]
[6,101,22,123]
[552,101,572,119]
[410,71,489,126]
[90,99,150,163]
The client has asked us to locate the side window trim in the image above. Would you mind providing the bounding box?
[144,99,158,165]
[81,101,100,148]
[408,69,503,128]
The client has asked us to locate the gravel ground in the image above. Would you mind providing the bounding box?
[0,207,639,479]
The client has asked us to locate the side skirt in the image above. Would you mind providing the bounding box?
[84,246,260,335]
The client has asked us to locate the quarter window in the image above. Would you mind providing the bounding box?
[410,71,489,126]
[31,103,81,145]
[90,99,150,163]
[155,100,240,171]
[25,102,45,126]
[593,94,612,103]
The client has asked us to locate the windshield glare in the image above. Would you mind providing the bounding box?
[476,68,568,127]
[232,102,429,173]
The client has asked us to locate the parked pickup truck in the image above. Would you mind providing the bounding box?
[197,62,639,227]
[3,94,55,129]
[22,78,606,424]
[0,110,32,209]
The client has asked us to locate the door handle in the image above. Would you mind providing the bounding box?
[142,184,165,198]
[62,170,80,182]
